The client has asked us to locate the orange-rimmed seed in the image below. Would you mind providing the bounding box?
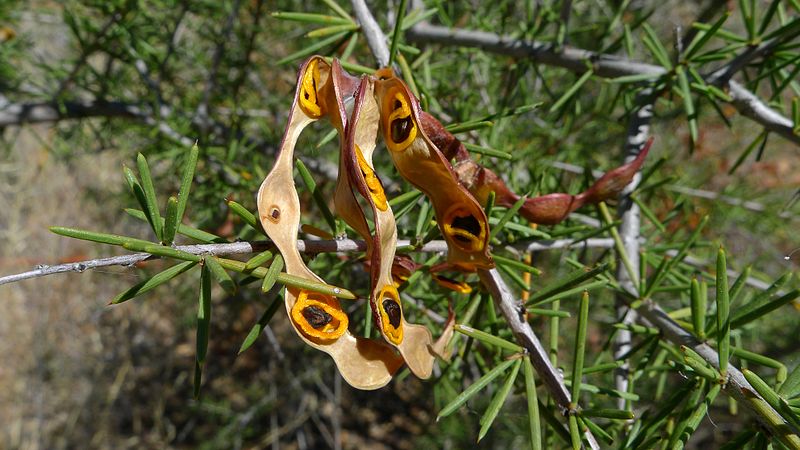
[377,285,404,345]
[290,290,348,341]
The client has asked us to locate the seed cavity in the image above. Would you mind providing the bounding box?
[451,214,481,238]
[302,305,333,329]
[391,117,413,143]
[382,298,402,329]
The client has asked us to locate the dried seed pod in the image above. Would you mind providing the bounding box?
[338,75,452,379]
[421,111,653,225]
[257,56,403,390]
[373,71,494,272]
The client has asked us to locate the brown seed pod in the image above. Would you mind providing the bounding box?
[373,71,494,272]
[257,56,403,390]
[338,75,453,379]
[421,111,654,225]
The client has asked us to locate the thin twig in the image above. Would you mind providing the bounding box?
[707,23,799,87]
[53,11,124,98]
[350,0,390,67]
[0,99,195,147]
[0,238,616,287]
[406,23,800,145]
[613,90,653,409]
[634,297,800,447]
[195,0,243,134]
[478,268,600,450]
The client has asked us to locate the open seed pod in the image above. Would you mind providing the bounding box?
[257,56,403,390]
[420,111,653,225]
[373,70,494,272]
[338,76,453,378]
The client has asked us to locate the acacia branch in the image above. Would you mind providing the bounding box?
[478,268,600,450]
[0,99,196,147]
[406,23,800,146]
[350,0,390,67]
[634,298,800,448]
[0,237,615,287]
[613,90,653,408]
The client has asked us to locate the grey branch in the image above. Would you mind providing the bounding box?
[0,100,138,126]
[635,297,800,446]
[0,237,615,287]
[478,268,600,450]
[406,23,800,146]
[350,0,390,67]
[613,90,653,408]
[0,99,195,147]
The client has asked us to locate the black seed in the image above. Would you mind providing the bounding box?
[391,117,413,143]
[394,99,402,110]
[271,208,280,219]
[382,298,402,329]
[302,306,333,329]
[451,214,481,237]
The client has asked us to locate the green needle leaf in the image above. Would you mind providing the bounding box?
[527,264,608,305]
[489,195,528,241]
[571,291,590,403]
[690,276,707,340]
[226,199,264,234]
[306,23,359,38]
[136,244,201,262]
[455,324,524,353]
[568,414,581,450]
[271,11,352,25]
[175,143,199,230]
[549,70,593,113]
[779,363,800,398]
[205,256,237,295]
[136,153,163,241]
[437,358,517,420]
[716,247,730,377]
[244,250,274,272]
[239,292,283,354]
[125,208,224,243]
[580,408,635,420]
[684,12,731,60]
[110,260,197,304]
[680,345,720,381]
[478,358,522,442]
[197,262,212,364]
[262,254,284,293]
[388,0,407,66]
[445,120,494,134]
[319,0,350,19]
[523,357,542,450]
[50,226,152,248]
[641,23,672,69]
[675,66,698,146]
[277,31,351,66]
[162,196,178,246]
[462,142,514,160]
[493,254,542,275]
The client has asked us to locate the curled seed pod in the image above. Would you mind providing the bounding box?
[257,56,403,390]
[421,111,653,225]
[374,71,494,272]
[339,75,453,379]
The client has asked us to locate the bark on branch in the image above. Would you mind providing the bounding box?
[406,23,800,146]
